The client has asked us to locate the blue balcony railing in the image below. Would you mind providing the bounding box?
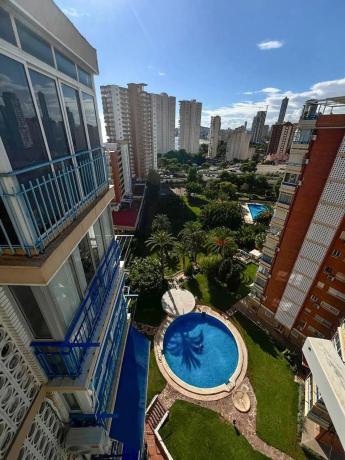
[0,147,108,256]
[69,289,129,427]
[31,239,122,379]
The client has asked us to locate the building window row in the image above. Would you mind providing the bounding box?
[8,208,113,339]
[0,52,99,178]
[277,192,293,206]
[0,6,93,88]
[314,315,332,329]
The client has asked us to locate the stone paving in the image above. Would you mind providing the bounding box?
[157,378,294,460]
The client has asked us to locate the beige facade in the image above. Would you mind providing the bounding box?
[208,116,221,158]
[151,92,176,159]
[101,83,154,179]
[179,99,202,153]
[226,126,252,161]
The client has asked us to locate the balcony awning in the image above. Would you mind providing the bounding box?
[303,337,345,450]
[110,327,150,457]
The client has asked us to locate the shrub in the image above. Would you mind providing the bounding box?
[198,254,222,278]
[200,201,243,230]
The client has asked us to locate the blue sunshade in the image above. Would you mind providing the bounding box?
[110,327,150,458]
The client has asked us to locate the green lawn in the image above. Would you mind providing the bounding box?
[184,263,257,312]
[160,401,268,460]
[181,195,208,217]
[233,314,308,460]
[147,347,165,405]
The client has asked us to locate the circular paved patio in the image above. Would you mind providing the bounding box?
[161,288,195,317]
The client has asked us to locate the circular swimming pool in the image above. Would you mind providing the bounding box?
[163,312,239,389]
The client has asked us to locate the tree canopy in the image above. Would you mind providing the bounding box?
[200,201,243,230]
[128,257,162,293]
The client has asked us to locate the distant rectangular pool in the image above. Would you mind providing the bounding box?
[247,203,267,220]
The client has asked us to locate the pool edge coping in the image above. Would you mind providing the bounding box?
[154,305,248,401]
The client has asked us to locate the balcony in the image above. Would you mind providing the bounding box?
[31,239,122,379]
[0,148,108,256]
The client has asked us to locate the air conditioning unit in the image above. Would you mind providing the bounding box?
[66,426,112,455]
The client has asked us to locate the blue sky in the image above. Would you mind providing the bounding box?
[55,0,345,131]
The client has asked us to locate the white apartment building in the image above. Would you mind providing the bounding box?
[151,92,176,159]
[251,110,267,144]
[179,99,202,153]
[226,126,253,161]
[101,83,154,179]
[0,1,150,459]
[208,115,221,158]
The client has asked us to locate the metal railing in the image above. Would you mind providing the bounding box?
[0,148,108,256]
[31,239,122,379]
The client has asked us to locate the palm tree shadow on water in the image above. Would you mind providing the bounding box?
[164,320,205,371]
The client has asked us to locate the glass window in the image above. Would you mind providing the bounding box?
[100,208,113,249]
[93,219,105,259]
[16,20,54,66]
[88,224,101,266]
[0,53,48,171]
[82,92,100,149]
[0,199,19,246]
[29,69,69,159]
[77,66,92,88]
[78,234,95,286]
[61,84,87,153]
[48,261,81,329]
[55,50,77,80]
[10,286,51,339]
[63,393,80,411]
[0,7,16,45]
[71,246,87,295]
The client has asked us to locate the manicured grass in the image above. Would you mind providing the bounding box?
[184,263,257,312]
[181,195,208,217]
[147,347,165,405]
[233,314,308,460]
[160,401,268,460]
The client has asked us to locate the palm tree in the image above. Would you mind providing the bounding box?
[207,227,238,259]
[152,214,171,233]
[179,221,206,263]
[146,230,176,280]
[176,240,189,270]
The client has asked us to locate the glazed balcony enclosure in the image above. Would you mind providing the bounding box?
[31,238,123,379]
[0,148,108,256]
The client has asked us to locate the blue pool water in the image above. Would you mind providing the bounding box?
[247,203,267,220]
[163,313,238,388]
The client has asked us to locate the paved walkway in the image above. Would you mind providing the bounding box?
[157,378,294,460]
[145,422,165,460]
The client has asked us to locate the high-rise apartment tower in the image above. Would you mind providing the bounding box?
[179,99,202,153]
[277,97,289,124]
[151,92,176,158]
[250,98,345,349]
[251,110,267,144]
[101,83,154,179]
[208,115,221,158]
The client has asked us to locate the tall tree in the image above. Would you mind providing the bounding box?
[200,201,243,230]
[152,214,171,233]
[146,231,176,280]
[207,227,238,258]
[179,221,206,263]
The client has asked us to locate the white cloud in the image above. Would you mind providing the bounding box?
[62,7,89,18]
[243,91,253,95]
[202,76,345,129]
[261,87,280,94]
[158,71,166,76]
[257,40,284,50]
